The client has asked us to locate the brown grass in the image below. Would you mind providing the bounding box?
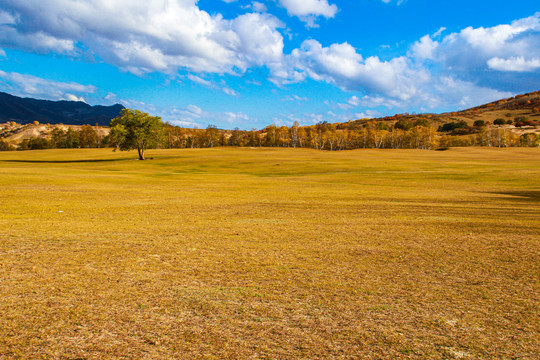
[0,147,539,359]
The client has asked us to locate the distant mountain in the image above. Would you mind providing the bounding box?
[0,92,124,126]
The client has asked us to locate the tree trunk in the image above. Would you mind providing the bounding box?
[137,147,145,160]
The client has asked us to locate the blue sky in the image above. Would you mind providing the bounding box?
[0,0,539,129]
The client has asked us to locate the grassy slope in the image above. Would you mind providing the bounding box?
[0,147,539,359]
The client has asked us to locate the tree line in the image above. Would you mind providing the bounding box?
[1,110,538,152]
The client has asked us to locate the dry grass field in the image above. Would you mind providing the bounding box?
[0,147,539,359]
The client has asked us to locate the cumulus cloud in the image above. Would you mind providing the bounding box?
[0,0,285,75]
[232,13,284,65]
[0,70,96,100]
[412,12,540,88]
[487,56,540,72]
[276,13,539,113]
[65,94,86,102]
[411,35,438,60]
[1,1,538,118]
[278,0,338,27]
[272,39,429,101]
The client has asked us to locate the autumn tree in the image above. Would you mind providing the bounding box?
[205,125,219,148]
[79,125,98,148]
[109,108,164,160]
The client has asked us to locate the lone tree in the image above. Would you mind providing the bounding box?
[109,108,164,160]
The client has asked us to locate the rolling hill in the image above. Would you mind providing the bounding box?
[0,91,124,126]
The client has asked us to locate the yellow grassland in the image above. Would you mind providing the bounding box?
[0,147,539,359]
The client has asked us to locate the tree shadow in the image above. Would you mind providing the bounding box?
[0,159,126,164]
[493,190,540,202]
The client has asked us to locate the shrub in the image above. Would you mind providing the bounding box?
[394,119,414,131]
[0,140,15,151]
[438,120,468,132]
[494,118,506,125]
[473,120,486,127]
[18,137,51,150]
[413,119,430,128]
[376,122,389,131]
[519,133,539,147]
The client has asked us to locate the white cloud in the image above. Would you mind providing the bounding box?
[65,94,86,102]
[272,39,429,101]
[1,2,538,119]
[380,0,407,5]
[0,28,75,55]
[222,87,239,97]
[348,96,360,106]
[0,10,75,54]
[354,110,380,119]
[338,95,392,111]
[187,74,239,97]
[232,13,284,66]
[282,94,308,102]
[0,11,17,25]
[0,0,285,75]
[293,13,539,113]
[187,74,213,88]
[251,2,267,12]
[224,111,249,123]
[159,103,254,128]
[278,0,337,27]
[433,27,446,38]
[0,70,96,100]
[275,112,325,126]
[182,104,203,118]
[411,35,438,60]
[487,57,540,72]
[428,13,540,85]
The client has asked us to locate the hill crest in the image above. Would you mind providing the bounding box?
[0,92,124,126]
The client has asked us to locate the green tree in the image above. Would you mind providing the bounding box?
[473,120,486,127]
[18,137,51,150]
[109,109,164,160]
[394,119,414,131]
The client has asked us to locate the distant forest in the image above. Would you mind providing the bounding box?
[2,117,538,152]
